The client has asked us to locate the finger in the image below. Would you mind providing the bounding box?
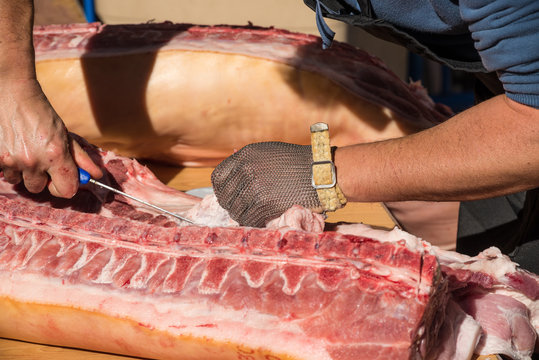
[70,137,103,180]
[22,170,49,194]
[2,168,22,184]
[47,158,79,198]
[211,157,240,208]
[211,155,252,216]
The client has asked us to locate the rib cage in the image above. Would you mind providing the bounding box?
[0,196,436,299]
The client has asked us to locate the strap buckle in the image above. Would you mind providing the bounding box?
[311,160,337,189]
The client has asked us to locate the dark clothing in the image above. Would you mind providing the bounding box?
[304,0,539,107]
[457,190,539,274]
[304,0,539,273]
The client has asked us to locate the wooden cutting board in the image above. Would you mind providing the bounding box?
[0,338,501,360]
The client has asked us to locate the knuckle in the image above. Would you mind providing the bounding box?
[236,161,253,177]
[211,167,226,185]
[19,156,39,169]
[50,181,77,198]
[50,170,78,198]
[0,152,15,168]
[241,142,266,157]
[44,141,68,161]
[23,174,48,194]
[64,184,77,198]
[2,160,16,170]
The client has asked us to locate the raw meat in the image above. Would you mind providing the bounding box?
[434,299,481,360]
[436,248,539,360]
[0,144,447,360]
[337,222,539,359]
[33,22,452,167]
[1,141,538,358]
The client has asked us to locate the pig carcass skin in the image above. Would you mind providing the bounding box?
[33,22,460,249]
[34,22,452,167]
[0,140,537,360]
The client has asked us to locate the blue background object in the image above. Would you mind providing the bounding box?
[82,0,97,22]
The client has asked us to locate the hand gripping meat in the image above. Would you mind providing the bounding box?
[212,142,321,227]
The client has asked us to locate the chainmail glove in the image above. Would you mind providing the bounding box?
[211,142,322,227]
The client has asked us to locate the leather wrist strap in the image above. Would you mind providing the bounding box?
[310,122,347,212]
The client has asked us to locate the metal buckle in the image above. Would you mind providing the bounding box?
[311,160,336,189]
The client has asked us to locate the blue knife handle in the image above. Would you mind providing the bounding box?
[78,168,91,185]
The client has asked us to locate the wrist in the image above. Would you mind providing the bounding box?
[0,76,41,94]
[0,48,36,80]
[0,77,48,112]
[334,146,349,196]
[334,145,365,202]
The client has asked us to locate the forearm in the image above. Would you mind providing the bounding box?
[335,95,539,202]
[0,0,35,80]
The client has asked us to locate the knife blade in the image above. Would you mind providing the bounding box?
[78,168,195,224]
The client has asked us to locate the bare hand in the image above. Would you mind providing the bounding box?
[0,79,102,197]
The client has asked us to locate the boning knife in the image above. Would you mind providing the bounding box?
[78,168,195,224]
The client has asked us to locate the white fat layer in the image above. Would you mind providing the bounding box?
[435,247,519,279]
[452,302,481,360]
[335,224,428,253]
[476,335,533,360]
[0,271,331,360]
[436,300,481,360]
[35,35,303,62]
[183,194,238,227]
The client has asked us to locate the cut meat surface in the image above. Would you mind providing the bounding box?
[435,248,539,359]
[457,291,535,359]
[0,141,537,359]
[434,300,481,360]
[335,223,539,359]
[0,142,445,360]
[0,206,442,359]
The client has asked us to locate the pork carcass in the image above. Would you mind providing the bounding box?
[34,22,460,249]
[337,224,539,359]
[34,22,452,167]
[436,248,539,359]
[0,141,445,360]
[0,141,537,359]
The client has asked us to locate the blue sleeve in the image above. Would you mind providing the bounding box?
[459,0,539,108]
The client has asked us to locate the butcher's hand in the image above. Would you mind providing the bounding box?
[211,142,321,227]
[0,79,102,197]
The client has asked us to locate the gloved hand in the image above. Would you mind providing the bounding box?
[211,142,321,227]
[0,79,102,197]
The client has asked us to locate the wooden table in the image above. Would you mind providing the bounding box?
[0,337,501,360]
[0,338,142,360]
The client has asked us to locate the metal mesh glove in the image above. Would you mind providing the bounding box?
[211,142,321,227]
